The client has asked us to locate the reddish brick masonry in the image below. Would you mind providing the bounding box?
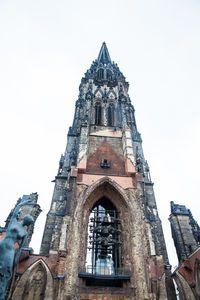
[86,140,126,176]
[77,173,135,189]
[177,248,200,285]
[16,250,61,277]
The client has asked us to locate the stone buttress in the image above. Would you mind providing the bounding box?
[169,202,200,300]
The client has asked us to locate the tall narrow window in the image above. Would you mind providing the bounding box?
[97,68,104,80]
[95,103,101,125]
[108,104,114,126]
[86,197,121,275]
[106,70,112,81]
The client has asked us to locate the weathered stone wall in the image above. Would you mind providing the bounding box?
[43,177,169,300]
[170,212,199,262]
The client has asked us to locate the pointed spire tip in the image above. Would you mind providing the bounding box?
[97,42,111,64]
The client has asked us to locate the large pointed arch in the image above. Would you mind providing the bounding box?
[12,259,54,300]
[82,176,130,212]
[75,177,134,278]
[64,178,138,294]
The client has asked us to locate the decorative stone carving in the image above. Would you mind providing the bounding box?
[12,259,54,300]
[0,200,34,300]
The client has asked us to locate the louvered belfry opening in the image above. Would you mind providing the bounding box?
[86,197,121,275]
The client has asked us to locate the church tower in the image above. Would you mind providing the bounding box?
[38,43,176,299]
[2,43,178,300]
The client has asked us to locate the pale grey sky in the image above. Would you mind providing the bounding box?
[0,0,200,269]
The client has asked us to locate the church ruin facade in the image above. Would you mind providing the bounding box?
[2,43,177,300]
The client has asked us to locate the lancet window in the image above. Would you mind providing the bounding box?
[95,103,101,125]
[106,69,112,81]
[97,68,104,80]
[108,103,114,126]
[86,197,121,275]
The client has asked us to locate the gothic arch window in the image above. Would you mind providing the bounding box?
[95,102,101,125]
[12,259,54,300]
[97,68,104,80]
[108,103,114,126]
[86,197,121,275]
[127,108,132,124]
[106,69,112,81]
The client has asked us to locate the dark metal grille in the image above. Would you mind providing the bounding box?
[87,205,121,275]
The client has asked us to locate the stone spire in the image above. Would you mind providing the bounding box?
[40,44,152,258]
[55,43,145,180]
[97,42,112,64]
[83,42,126,88]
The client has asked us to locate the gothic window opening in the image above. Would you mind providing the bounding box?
[108,104,114,126]
[127,109,132,124]
[95,103,101,125]
[86,197,121,276]
[106,69,112,81]
[97,68,104,80]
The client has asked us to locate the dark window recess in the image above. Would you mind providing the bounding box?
[95,103,101,125]
[79,198,130,286]
[108,104,114,126]
[100,159,111,169]
[106,70,112,81]
[97,68,104,80]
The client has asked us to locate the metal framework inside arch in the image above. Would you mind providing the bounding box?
[86,197,121,275]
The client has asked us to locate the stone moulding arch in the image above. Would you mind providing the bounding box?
[173,272,196,300]
[12,258,54,300]
[82,176,130,211]
[107,89,116,100]
[94,87,103,99]
[65,176,136,295]
[76,176,133,274]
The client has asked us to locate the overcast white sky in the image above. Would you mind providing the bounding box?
[0,0,200,269]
